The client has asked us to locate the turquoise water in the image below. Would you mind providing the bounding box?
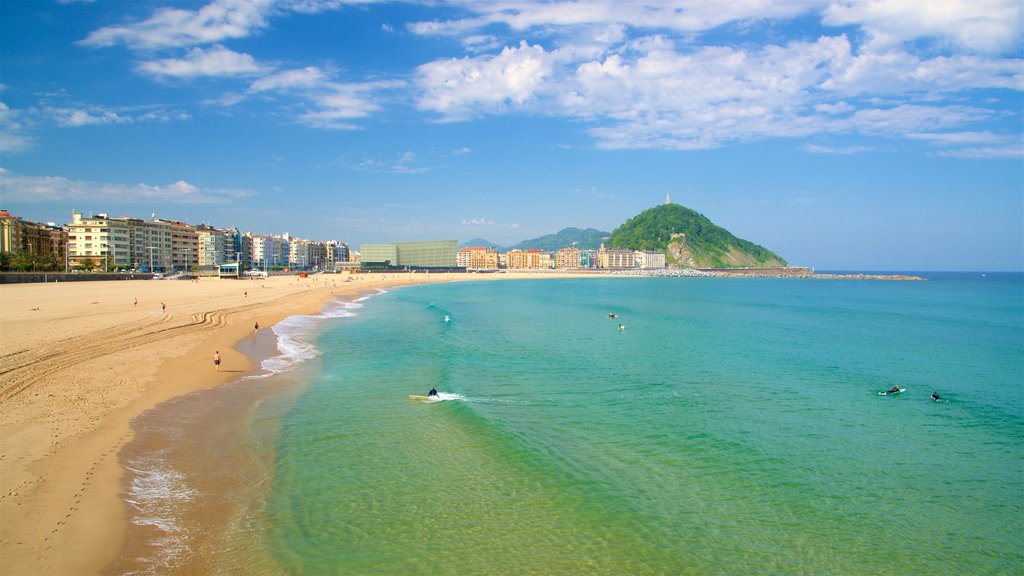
[257,275,1022,574]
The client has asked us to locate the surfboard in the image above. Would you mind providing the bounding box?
[409,395,432,401]
[879,387,906,395]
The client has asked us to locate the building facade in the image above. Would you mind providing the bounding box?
[361,240,457,268]
[458,247,499,270]
[635,250,666,269]
[506,249,550,270]
[67,211,132,269]
[196,226,227,266]
[598,245,636,269]
[0,210,66,259]
[555,247,580,269]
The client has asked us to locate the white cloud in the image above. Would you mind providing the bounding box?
[80,0,275,49]
[822,0,1022,54]
[416,41,554,119]
[249,66,328,92]
[249,67,401,129]
[137,45,270,79]
[0,102,34,153]
[410,1,821,37]
[44,105,189,127]
[0,170,252,204]
[802,144,875,155]
[49,107,131,127]
[461,217,520,228]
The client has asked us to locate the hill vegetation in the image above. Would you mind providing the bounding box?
[512,227,610,252]
[608,204,786,268]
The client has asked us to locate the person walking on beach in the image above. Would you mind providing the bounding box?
[213,351,221,371]
[254,321,259,335]
[161,302,166,313]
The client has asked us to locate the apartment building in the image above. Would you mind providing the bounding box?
[506,249,550,270]
[196,226,228,266]
[597,245,636,269]
[458,246,499,270]
[555,247,580,269]
[67,211,132,269]
[0,210,66,258]
[635,250,666,269]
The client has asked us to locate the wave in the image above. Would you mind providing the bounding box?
[249,296,377,379]
[121,456,196,574]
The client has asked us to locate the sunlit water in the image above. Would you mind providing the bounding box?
[120,274,1023,575]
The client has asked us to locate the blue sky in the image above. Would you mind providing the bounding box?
[1,0,1021,271]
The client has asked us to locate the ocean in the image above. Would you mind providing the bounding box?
[114,273,1023,575]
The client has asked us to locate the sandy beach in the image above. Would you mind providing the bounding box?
[0,271,592,575]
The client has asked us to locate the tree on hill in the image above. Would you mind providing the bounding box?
[608,203,786,268]
[511,227,610,251]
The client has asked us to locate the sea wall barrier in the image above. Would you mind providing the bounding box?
[0,272,155,284]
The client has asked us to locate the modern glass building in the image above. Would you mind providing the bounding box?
[360,240,457,268]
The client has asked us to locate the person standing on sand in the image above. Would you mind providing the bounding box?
[254,322,259,335]
[213,351,221,371]
[161,302,166,313]
[134,297,137,306]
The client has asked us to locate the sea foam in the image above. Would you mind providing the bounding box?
[251,296,374,378]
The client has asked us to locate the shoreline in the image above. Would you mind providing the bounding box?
[0,269,924,575]
[0,271,582,575]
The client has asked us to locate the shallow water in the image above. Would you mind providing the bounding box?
[118,274,1024,575]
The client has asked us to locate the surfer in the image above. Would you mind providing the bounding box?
[608,312,618,318]
[931,391,942,401]
[428,387,438,397]
[617,324,625,332]
[886,385,901,394]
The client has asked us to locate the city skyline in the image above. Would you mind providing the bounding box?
[1,1,1022,271]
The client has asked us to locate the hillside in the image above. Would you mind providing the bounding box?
[459,238,506,251]
[607,204,786,268]
[512,227,610,252]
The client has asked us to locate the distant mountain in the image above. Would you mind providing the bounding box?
[608,203,786,268]
[459,238,507,251]
[511,227,611,252]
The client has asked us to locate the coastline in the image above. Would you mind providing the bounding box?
[0,268,925,575]
[0,271,581,575]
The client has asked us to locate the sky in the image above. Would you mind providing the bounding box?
[1,0,1022,271]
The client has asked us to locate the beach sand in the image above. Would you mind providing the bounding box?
[0,271,585,575]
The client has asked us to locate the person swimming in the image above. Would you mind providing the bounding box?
[428,387,438,397]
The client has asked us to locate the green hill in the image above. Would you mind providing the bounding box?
[608,204,787,268]
[512,227,610,252]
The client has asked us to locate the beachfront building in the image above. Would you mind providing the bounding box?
[223,228,251,267]
[67,211,133,270]
[323,241,350,271]
[597,245,636,269]
[0,210,66,260]
[360,240,457,269]
[196,226,228,266]
[635,250,666,269]
[250,234,287,270]
[154,219,199,273]
[125,217,172,272]
[458,247,499,270]
[579,249,598,269]
[555,248,580,269]
[506,249,550,270]
[288,237,312,270]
